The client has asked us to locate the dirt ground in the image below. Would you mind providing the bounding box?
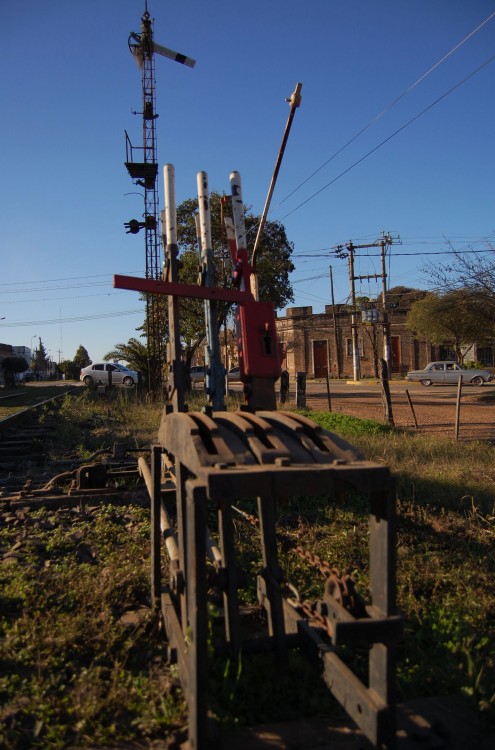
[304,384,495,442]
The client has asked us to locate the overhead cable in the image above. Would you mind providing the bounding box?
[279,9,495,206]
[281,54,495,221]
[0,271,141,288]
[0,309,143,328]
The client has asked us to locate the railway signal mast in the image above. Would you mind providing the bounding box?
[124,2,195,394]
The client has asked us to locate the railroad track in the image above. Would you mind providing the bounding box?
[0,389,148,512]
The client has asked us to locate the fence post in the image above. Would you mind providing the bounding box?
[296,372,306,408]
[280,369,289,404]
[380,359,394,426]
[454,376,463,440]
[325,372,332,412]
[405,389,418,429]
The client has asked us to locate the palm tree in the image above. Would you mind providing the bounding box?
[104,338,149,381]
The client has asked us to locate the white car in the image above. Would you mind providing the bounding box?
[406,361,493,387]
[80,362,139,386]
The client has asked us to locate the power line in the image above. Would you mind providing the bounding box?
[292,245,494,259]
[281,54,495,221]
[0,271,141,288]
[354,248,494,258]
[279,10,495,206]
[1,292,136,306]
[0,282,111,295]
[0,309,143,328]
[289,287,334,305]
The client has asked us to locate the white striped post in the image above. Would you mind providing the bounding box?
[197,171,224,411]
[163,164,184,411]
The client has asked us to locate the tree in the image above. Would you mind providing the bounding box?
[174,191,295,367]
[104,338,149,381]
[1,356,28,387]
[32,338,48,374]
[406,289,493,364]
[59,360,81,380]
[385,286,426,310]
[425,242,495,313]
[73,345,91,369]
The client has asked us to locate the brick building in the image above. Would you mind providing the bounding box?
[274,286,492,379]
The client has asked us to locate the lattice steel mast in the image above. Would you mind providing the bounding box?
[125,2,195,394]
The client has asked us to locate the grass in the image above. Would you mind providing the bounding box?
[0,384,77,420]
[0,504,186,749]
[298,409,495,720]
[1,391,494,745]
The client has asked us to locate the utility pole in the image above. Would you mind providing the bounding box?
[329,266,341,379]
[380,235,392,377]
[338,233,400,381]
[346,243,361,381]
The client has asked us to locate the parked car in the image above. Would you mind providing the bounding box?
[227,366,241,382]
[405,361,494,387]
[189,365,206,383]
[80,362,139,386]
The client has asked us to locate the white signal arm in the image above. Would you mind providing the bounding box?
[153,42,196,68]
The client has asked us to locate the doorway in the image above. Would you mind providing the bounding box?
[390,336,401,373]
[313,340,329,378]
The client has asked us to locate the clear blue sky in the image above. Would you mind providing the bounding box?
[1,0,494,364]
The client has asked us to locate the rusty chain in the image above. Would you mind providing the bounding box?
[232,505,259,529]
[231,506,365,624]
[292,544,337,578]
[289,596,333,636]
[291,545,364,614]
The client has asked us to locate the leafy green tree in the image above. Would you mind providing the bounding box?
[173,191,295,367]
[104,338,149,381]
[406,289,492,364]
[32,338,48,374]
[1,356,28,387]
[73,345,91,369]
[385,286,426,310]
[59,360,81,380]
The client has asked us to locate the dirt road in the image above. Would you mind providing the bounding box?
[301,380,495,442]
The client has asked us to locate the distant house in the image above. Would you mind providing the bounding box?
[0,343,14,386]
[275,288,494,379]
[276,303,423,379]
[12,346,32,366]
[0,343,13,360]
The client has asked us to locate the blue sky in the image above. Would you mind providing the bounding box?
[1,0,494,364]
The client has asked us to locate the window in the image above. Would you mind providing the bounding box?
[346,338,364,357]
[94,364,104,371]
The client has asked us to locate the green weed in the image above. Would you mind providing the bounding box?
[0,505,185,749]
[2,393,494,742]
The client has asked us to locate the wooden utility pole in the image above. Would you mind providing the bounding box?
[343,233,400,381]
[380,236,392,378]
[329,266,341,379]
[347,243,361,382]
